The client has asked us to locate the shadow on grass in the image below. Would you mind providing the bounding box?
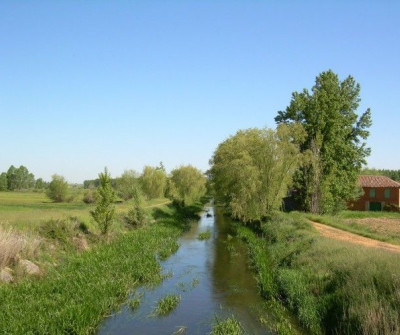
[152,200,207,231]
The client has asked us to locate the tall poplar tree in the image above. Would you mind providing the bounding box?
[275,70,372,213]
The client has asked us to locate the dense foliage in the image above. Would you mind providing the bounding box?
[46,174,69,202]
[210,124,305,222]
[140,165,167,199]
[0,165,38,191]
[275,70,372,214]
[168,165,207,206]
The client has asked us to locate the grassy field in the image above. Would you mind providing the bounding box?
[238,212,400,334]
[0,190,169,232]
[304,210,400,245]
[0,190,200,334]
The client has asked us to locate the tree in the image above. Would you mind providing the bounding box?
[275,70,372,213]
[115,170,140,201]
[210,124,305,222]
[6,165,17,191]
[169,165,207,206]
[124,187,147,227]
[140,165,167,199]
[47,174,69,202]
[35,178,47,190]
[90,168,116,235]
[0,173,7,191]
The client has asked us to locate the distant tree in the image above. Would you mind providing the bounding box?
[91,168,116,235]
[6,165,17,191]
[140,166,167,199]
[275,70,372,214]
[35,178,47,190]
[210,124,305,222]
[83,179,100,189]
[5,165,35,190]
[115,170,140,201]
[0,173,7,191]
[362,168,400,182]
[47,174,69,202]
[169,165,207,206]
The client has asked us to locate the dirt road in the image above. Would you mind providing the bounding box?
[311,221,400,253]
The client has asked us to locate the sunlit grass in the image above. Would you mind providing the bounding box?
[155,294,181,316]
[211,316,243,335]
[197,230,211,240]
[238,211,400,334]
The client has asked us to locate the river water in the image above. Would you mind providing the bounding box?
[98,205,274,334]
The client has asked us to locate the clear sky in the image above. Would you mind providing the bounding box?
[1,1,399,183]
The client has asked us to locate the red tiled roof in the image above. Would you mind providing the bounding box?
[359,175,400,188]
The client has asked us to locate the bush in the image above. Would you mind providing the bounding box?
[82,190,96,204]
[46,175,68,202]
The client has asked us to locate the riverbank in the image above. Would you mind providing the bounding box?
[0,203,200,334]
[237,212,400,334]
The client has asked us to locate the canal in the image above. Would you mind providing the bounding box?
[98,205,274,334]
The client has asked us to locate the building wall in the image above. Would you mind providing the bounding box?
[349,187,400,211]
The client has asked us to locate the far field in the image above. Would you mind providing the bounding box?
[0,190,169,233]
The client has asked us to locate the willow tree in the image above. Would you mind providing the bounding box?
[275,70,372,213]
[210,123,305,222]
[140,165,167,199]
[168,165,207,206]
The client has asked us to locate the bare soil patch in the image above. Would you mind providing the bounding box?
[311,221,400,253]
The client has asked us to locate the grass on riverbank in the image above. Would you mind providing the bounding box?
[0,201,202,334]
[238,212,400,335]
[304,210,400,245]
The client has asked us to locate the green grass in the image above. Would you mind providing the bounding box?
[155,294,181,316]
[211,316,243,335]
[0,201,195,334]
[128,292,144,312]
[238,212,400,334]
[338,210,400,219]
[0,191,170,233]
[197,230,211,240]
[304,211,400,245]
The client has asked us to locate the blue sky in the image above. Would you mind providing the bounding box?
[1,1,399,183]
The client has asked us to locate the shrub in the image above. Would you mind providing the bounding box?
[46,174,68,202]
[124,188,147,228]
[82,190,96,204]
[90,168,116,235]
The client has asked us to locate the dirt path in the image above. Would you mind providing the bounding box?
[311,221,400,253]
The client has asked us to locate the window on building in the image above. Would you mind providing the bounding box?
[369,188,376,198]
[384,188,391,199]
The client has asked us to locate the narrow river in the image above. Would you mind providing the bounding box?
[98,205,274,334]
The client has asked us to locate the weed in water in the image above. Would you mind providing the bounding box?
[128,292,144,312]
[191,278,200,288]
[211,316,243,335]
[155,294,181,316]
[197,230,211,240]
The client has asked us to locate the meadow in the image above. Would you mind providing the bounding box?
[238,212,400,334]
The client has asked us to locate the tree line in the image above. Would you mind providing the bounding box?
[0,165,47,191]
[210,70,372,221]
